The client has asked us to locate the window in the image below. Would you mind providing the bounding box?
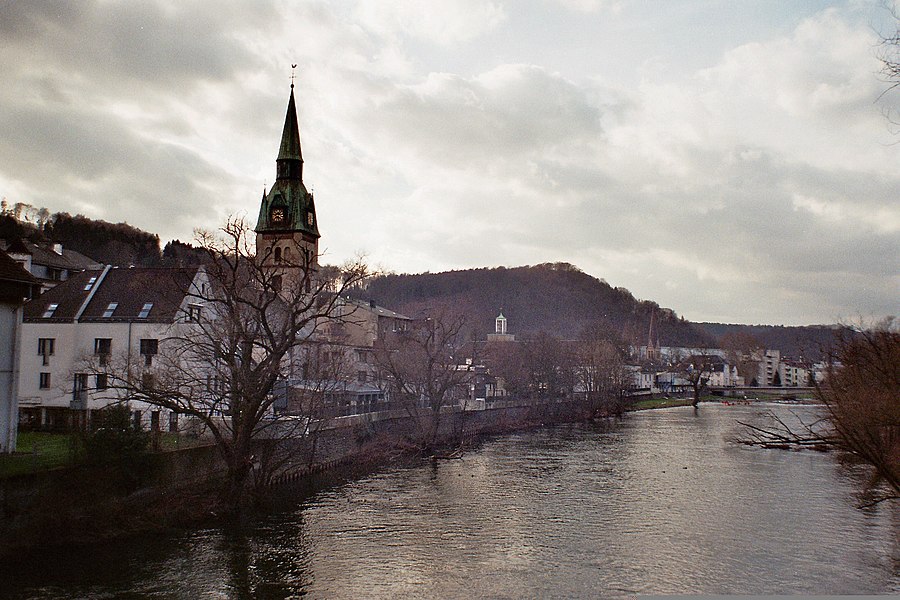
[274,247,282,263]
[75,373,88,389]
[272,275,282,292]
[138,302,153,318]
[140,338,158,366]
[102,302,118,318]
[39,372,51,389]
[283,247,292,261]
[357,371,367,384]
[38,338,55,365]
[141,372,154,391]
[42,304,59,318]
[94,338,111,365]
[83,276,98,291]
[187,304,202,322]
[96,374,108,390]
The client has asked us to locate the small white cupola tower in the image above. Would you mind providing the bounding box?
[495,311,507,335]
[487,309,515,342]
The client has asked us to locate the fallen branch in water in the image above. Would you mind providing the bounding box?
[735,410,833,451]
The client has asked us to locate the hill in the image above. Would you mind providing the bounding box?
[361,263,713,346]
[693,323,844,362]
[0,203,207,267]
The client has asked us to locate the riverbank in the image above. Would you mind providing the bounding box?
[0,394,817,559]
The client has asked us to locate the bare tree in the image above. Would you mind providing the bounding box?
[738,319,899,506]
[878,5,900,127]
[679,354,716,407]
[92,218,368,514]
[374,311,474,453]
[721,332,763,386]
[819,319,899,503]
[575,331,629,417]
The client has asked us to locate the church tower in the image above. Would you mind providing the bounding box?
[255,83,320,293]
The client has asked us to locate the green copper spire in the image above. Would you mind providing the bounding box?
[276,85,304,180]
[255,84,319,239]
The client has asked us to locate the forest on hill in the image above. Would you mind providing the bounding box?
[0,202,206,267]
[694,323,845,362]
[361,263,714,348]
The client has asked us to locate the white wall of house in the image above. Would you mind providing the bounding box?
[19,320,175,426]
[18,322,78,412]
[0,303,23,452]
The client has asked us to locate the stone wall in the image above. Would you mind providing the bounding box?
[0,398,592,555]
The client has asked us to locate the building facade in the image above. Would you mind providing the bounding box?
[19,266,207,429]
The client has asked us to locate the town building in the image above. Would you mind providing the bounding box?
[0,250,39,452]
[754,349,781,386]
[2,238,102,292]
[18,266,207,430]
[779,359,811,387]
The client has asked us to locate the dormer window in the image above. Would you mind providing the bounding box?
[83,276,98,291]
[306,210,314,226]
[138,303,153,318]
[42,304,59,318]
[187,304,202,322]
[102,302,118,318]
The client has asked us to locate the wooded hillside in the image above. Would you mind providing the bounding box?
[694,323,845,362]
[0,202,207,267]
[361,263,714,346]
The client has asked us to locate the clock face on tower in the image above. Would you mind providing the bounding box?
[271,208,285,225]
[306,211,314,226]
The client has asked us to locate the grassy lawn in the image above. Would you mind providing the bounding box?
[0,431,79,478]
[1,431,212,478]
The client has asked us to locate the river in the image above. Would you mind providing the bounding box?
[4,403,898,598]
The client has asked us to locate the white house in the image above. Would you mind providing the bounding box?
[0,250,39,452]
[19,265,208,430]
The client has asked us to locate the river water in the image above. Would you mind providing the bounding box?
[4,403,898,598]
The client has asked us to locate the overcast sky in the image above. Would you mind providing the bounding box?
[1,0,898,325]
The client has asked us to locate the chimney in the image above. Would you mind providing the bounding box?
[52,243,63,255]
[369,299,377,309]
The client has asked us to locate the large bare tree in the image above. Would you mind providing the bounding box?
[94,218,368,513]
[374,311,474,452]
[575,324,630,416]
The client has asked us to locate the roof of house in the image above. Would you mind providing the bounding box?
[345,297,411,321]
[1,239,103,272]
[0,249,37,285]
[0,249,39,304]
[26,242,102,271]
[24,266,200,323]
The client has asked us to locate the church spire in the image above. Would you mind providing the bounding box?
[255,81,319,239]
[276,85,304,180]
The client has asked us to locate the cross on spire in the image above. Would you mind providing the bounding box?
[290,64,297,89]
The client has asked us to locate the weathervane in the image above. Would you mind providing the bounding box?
[291,64,297,89]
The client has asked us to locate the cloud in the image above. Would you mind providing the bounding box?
[0,0,895,325]
[353,0,506,45]
[547,0,624,14]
